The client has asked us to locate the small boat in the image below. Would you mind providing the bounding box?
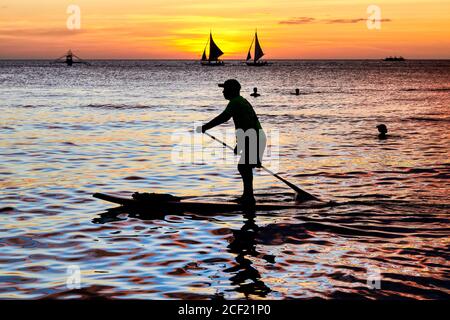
[383,56,405,61]
[52,50,90,66]
[201,32,225,66]
[93,192,332,215]
[246,31,268,66]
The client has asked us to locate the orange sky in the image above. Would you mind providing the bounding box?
[0,0,449,59]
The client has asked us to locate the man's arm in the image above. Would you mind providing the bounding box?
[199,110,231,133]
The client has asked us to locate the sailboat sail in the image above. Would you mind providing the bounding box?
[209,33,223,61]
[246,38,254,61]
[254,32,264,61]
[201,37,209,61]
[245,31,268,66]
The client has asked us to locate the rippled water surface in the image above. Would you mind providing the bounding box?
[0,60,449,299]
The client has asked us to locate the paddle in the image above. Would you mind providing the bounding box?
[203,132,320,202]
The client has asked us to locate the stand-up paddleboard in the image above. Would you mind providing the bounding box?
[93,192,333,214]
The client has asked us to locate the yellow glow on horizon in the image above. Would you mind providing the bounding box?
[0,0,449,59]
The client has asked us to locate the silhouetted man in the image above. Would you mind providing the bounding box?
[377,124,388,140]
[197,79,266,205]
[250,87,260,97]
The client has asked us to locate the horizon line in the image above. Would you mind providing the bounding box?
[1,58,450,61]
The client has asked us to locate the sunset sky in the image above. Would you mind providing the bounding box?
[0,0,449,59]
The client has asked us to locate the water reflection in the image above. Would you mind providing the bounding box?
[224,211,273,298]
[92,207,129,224]
[93,207,273,298]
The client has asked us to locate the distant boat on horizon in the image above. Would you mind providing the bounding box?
[383,56,405,61]
[52,50,90,66]
[201,32,224,66]
[246,31,268,66]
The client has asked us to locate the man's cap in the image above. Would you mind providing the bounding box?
[218,79,241,91]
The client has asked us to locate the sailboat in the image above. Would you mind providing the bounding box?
[246,31,268,66]
[201,32,225,66]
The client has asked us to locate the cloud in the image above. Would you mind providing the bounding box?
[279,17,316,25]
[326,18,392,24]
[279,17,392,25]
[326,18,366,24]
[0,28,86,37]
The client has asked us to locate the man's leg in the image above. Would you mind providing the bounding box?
[238,164,254,201]
[235,130,263,204]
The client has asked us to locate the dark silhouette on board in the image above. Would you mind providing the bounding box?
[197,79,266,206]
[291,88,300,95]
[377,124,388,140]
[250,87,261,97]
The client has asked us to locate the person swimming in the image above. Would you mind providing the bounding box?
[250,87,260,97]
[377,124,388,139]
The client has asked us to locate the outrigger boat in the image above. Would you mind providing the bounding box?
[52,50,90,66]
[201,32,225,66]
[93,192,332,215]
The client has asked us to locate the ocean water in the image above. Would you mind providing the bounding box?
[0,60,449,299]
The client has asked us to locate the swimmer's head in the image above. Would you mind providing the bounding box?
[377,124,388,134]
